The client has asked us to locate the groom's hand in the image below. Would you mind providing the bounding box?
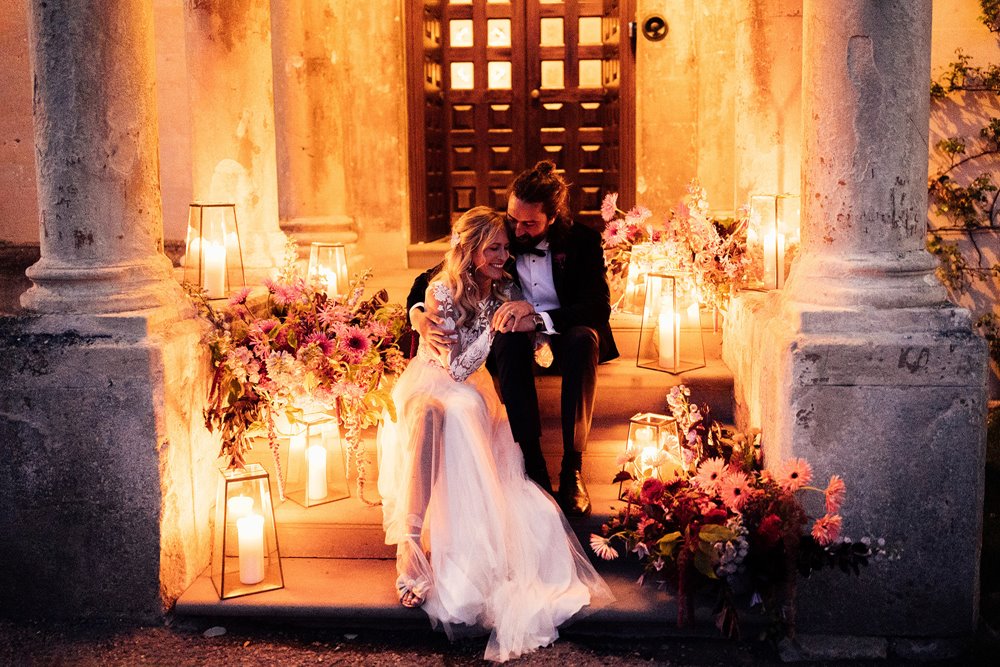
[411,307,456,356]
[492,300,536,333]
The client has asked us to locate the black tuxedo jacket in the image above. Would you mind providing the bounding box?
[406,222,619,363]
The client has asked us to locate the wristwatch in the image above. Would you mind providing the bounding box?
[532,312,545,332]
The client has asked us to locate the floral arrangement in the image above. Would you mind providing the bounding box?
[601,182,755,312]
[593,385,880,639]
[188,247,408,503]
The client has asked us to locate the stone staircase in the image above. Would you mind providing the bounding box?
[175,268,735,634]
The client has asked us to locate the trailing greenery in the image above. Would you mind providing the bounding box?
[927,1,1000,355]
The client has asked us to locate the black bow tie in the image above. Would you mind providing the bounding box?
[518,246,546,257]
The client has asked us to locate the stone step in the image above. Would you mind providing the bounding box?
[173,554,718,635]
[260,462,628,560]
[175,482,718,634]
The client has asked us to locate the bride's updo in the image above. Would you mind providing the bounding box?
[438,206,510,327]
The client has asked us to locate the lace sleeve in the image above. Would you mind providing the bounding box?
[426,281,493,383]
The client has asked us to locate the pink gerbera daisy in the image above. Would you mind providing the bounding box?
[824,474,847,514]
[304,332,335,356]
[338,326,371,363]
[227,286,252,306]
[692,457,727,493]
[719,470,752,511]
[600,192,619,222]
[590,534,619,561]
[811,514,842,546]
[775,458,813,493]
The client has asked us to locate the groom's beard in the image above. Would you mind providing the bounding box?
[510,232,546,255]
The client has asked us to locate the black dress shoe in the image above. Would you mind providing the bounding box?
[559,470,592,517]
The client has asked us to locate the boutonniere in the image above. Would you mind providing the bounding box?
[554,252,567,269]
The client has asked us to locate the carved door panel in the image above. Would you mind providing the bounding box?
[407,0,634,240]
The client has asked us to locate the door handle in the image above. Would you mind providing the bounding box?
[530,88,540,100]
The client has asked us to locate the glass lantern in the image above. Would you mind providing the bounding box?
[307,242,350,298]
[636,272,705,374]
[620,412,682,496]
[183,202,246,299]
[278,410,350,507]
[748,194,799,290]
[211,463,283,599]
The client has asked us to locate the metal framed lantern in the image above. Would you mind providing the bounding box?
[183,202,246,299]
[211,463,283,599]
[307,242,350,297]
[636,272,705,374]
[619,412,683,496]
[278,410,350,507]
[748,194,799,290]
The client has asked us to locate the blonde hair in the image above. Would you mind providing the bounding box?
[436,206,510,327]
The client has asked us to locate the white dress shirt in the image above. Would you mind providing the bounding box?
[515,239,559,334]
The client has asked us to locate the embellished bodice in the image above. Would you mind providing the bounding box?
[417,281,503,383]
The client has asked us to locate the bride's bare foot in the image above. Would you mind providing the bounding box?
[398,585,424,608]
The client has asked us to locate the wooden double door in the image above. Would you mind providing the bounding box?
[406,0,635,242]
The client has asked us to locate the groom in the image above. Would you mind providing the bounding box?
[408,161,618,516]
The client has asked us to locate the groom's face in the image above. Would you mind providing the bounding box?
[506,195,552,247]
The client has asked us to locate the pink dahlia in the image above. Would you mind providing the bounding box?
[824,474,847,514]
[775,457,813,493]
[339,326,371,363]
[811,514,842,546]
[228,286,252,306]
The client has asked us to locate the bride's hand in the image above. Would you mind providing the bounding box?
[412,307,456,356]
[492,300,536,333]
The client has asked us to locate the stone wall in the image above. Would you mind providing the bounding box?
[0,313,217,620]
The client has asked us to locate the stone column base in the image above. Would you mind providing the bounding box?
[725,291,987,636]
[0,307,217,620]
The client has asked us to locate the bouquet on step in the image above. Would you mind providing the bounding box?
[591,385,884,639]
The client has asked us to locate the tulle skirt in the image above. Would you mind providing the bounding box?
[377,356,613,662]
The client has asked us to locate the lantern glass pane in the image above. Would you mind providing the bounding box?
[211,464,284,599]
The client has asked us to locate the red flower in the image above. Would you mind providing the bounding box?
[339,326,372,363]
[639,477,665,505]
[757,513,783,548]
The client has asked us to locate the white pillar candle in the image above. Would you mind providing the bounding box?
[633,425,654,448]
[307,444,328,501]
[776,232,787,289]
[202,240,226,298]
[287,432,306,484]
[226,495,253,521]
[656,289,676,369]
[318,267,338,297]
[236,513,265,585]
[763,229,777,290]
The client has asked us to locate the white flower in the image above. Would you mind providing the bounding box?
[590,534,619,561]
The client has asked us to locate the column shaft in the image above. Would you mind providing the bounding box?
[786,0,946,311]
[23,0,179,313]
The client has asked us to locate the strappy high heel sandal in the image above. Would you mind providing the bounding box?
[397,533,427,608]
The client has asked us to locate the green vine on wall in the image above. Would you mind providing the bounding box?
[927,0,1000,353]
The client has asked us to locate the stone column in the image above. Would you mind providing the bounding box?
[753,0,987,642]
[733,0,802,206]
[270,0,357,257]
[0,0,216,620]
[21,0,182,314]
[185,0,287,277]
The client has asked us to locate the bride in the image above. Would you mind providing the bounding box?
[377,206,613,662]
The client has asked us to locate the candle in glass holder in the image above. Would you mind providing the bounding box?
[226,495,253,521]
[236,513,265,585]
[656,290,676,369]
[307,445,328,501]
[202,240,226,298]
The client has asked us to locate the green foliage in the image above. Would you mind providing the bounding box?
[982,0,1000,33]
[927,37,1000,297]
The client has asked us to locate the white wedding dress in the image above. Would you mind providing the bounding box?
[378,280,613,662]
